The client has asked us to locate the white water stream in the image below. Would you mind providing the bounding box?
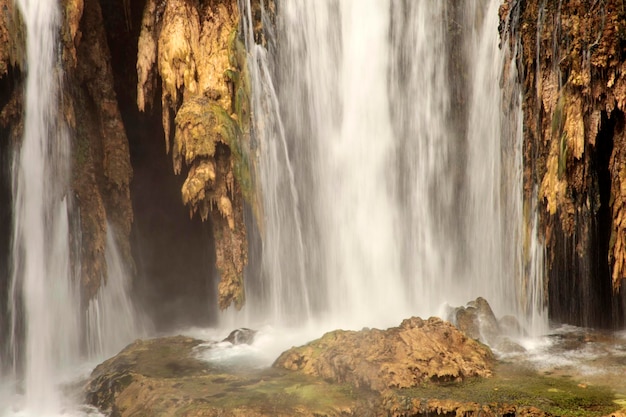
[235,0,548,334]
[1,1,143,415]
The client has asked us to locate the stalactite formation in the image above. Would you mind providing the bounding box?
[4,0,626,324]
[136,0,251,310]
[501,0,626,327]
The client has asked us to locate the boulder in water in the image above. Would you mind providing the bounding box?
[222,328,257,345]
[273,316,495,392]
[498,314,526,337]
[84,331,614,416]
[449,297,526,353]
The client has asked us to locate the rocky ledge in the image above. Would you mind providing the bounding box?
[85,318,621,417]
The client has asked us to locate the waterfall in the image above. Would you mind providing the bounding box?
[238,0,548,332]
[2,0,144,414]
[86,229,148,359]
[9,0,78,411]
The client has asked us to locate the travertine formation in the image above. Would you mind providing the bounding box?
[136,0,250,310]
[1,0,133,303]
[274,317,495,391]
[84,320,610,416]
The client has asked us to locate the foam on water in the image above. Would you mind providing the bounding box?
[185,324,327,369]
[497,325,626,392]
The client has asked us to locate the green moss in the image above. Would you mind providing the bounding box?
[395,362,618,417]
[91,337,621,417]
[559,130,568,179]
[225,26,254,205]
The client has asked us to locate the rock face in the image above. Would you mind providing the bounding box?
[500,0,626,326]
[274,317,495,391]
[70,0,135,303]
[1,0,134,303]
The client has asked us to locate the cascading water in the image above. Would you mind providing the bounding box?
[86,229,148,360]
[8,0,79,411]
[237,0,548,333]
[1,1,144,414]
[464,0,547,333]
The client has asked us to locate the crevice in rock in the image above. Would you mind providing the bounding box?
[595,111,619,326]
[99,0,219,330]
[547,111,625,328]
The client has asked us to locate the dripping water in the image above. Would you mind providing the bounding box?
[86,229,148,360]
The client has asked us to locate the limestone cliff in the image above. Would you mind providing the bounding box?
[501,0,626,326]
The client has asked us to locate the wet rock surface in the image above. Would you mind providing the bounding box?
[85,335,367,417]
[448,297,527,353]
[222,327,257,345]
[84,320,621,417]
[500,0,626,327]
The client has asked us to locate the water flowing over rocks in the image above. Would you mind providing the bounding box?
[0,0,259,311]
[222,327,257,345]
[84,319,621,416]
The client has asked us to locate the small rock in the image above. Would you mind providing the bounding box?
[451,297,500,345]
[222,328,257,345]
[498,315,526,337]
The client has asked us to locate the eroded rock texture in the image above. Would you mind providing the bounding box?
[68,0,134,303]
[136,0,251,310]
[1,0,254,312]
[501,0,626,326]
[84,323,605,417]
[274,317,495,391]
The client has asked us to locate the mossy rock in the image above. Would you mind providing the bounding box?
[85,334,620,417]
